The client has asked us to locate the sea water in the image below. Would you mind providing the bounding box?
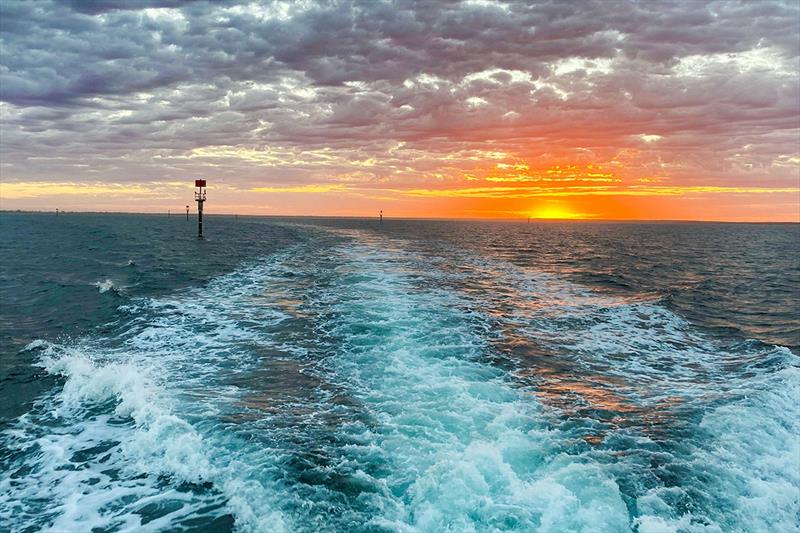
[1,213,798,532]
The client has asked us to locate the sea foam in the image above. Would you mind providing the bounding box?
[1,256,299,532]
[304,234,633,531]
[436,249,800,532]
[2,231,797,532]
[94,279,121,294]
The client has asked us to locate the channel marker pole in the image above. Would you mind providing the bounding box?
[194,179,207,238]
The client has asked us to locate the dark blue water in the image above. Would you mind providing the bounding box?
[1,213,798,532]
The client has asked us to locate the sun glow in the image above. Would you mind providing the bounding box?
[529,205,589,220]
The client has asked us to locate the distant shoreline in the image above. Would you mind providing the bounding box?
[1,209,797,224]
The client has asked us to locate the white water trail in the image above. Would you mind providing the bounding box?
[310,235,633,531]
[3,232,797,532]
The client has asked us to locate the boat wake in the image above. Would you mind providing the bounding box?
[1,231,797,532]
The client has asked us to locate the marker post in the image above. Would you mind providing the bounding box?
[194,180,206,238]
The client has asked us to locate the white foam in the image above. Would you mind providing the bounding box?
[94,279,125,294]
[1,344,222,530]
[635,364,800,532]
[22,338,48,351]
[434,248,800,531]
[94,279,118,293]
[2,256,302,532]
[306,235,633,530]
[5,231,798,532]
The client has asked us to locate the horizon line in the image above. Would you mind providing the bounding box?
[2,209,798,224]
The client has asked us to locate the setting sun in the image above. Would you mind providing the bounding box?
[528,204,589,220]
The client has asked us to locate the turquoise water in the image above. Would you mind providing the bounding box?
[1,213,798,531]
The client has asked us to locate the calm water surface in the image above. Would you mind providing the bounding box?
[1,213,798,532]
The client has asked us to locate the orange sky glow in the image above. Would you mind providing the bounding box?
[2,160,797,221]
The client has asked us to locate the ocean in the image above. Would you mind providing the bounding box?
[0,212,798,532]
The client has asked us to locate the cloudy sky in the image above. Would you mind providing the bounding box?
[1,0,798,220]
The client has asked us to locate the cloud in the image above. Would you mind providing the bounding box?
[396,185,800,199]
[0,0,798,217]
[0,180,187,198]
[251,184,348,193]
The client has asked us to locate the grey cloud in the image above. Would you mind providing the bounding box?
[0,0,798,190]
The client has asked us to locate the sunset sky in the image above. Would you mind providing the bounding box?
[1,0,798,221]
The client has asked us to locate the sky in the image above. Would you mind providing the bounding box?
[0,0,798,221]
